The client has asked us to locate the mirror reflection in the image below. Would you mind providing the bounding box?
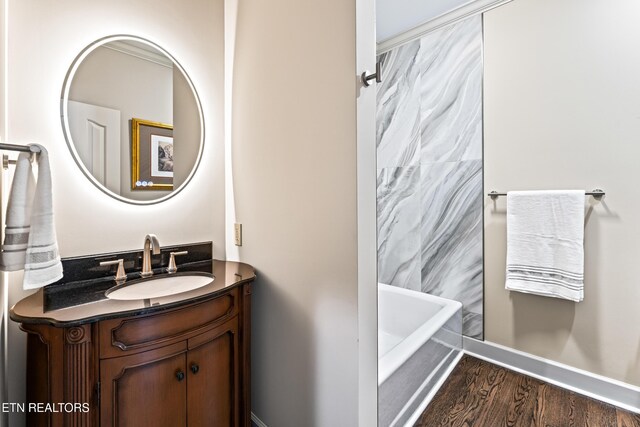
[62,37,203,203]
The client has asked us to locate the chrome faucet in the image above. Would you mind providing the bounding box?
[141,234,160,278]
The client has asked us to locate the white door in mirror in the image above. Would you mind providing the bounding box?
[67,100,121,193]
[106,275,212,300]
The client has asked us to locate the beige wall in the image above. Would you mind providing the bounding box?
[4,0,224,425]
[173,67,201,190]
[230,0,360,425]
[484,0,640,385]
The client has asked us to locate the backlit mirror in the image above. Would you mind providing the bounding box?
[61,35,204,204]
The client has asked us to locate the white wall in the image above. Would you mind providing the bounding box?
[484,0,640,386]
[3,0,224,424]
[230,0,362,425]
[356,0,379,424]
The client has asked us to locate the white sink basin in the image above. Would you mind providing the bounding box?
[106,274,213,300]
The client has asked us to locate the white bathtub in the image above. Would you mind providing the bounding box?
[378,283,462,427]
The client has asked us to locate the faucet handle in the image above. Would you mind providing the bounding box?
[166,251,189,274]
[100,259,127,284]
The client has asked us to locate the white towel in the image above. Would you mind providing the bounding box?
[23,146,63,289]
[505,190,585,302]
[0,152,35,271]
[0,146,62,289]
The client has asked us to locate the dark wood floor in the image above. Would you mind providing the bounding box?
[415,355,640,427]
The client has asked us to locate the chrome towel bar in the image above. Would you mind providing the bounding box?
[0,143,40,153]
[0,143,41,169]
[488,189,605,200]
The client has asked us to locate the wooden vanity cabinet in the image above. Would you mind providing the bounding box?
[100,342,188,426]
[20,282,252,427]
[100,317,239,426]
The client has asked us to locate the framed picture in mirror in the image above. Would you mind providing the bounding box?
[131,118,173,191]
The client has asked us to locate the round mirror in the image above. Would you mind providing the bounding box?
[61,35,204,204]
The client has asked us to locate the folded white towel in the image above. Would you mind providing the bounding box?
[505,190,585,302]
[23,146,63,289]
[0,152,35,271]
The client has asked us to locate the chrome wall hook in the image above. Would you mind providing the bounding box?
[361,61,382,87]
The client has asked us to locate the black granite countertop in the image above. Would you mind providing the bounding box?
[10,251,255,327]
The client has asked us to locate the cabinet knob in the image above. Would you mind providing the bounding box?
[190,363,199,374]
[176,370,185,381]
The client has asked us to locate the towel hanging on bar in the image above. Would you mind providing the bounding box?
[23,146,63,288]
[505,190,585,302]
[0,144,62,288]
[0,152,35,271]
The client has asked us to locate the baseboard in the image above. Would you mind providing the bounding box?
[253,339,639,425]
[463,337,640,414]
[251,412,268,427]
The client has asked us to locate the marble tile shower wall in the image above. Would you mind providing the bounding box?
[377,16,483,339]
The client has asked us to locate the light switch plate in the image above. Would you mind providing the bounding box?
[234,223,242,246]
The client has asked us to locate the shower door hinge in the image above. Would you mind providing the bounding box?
[361,61,382,87]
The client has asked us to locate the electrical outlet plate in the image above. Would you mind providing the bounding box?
[234,223,242,246]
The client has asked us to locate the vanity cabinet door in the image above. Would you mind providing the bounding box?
[187,317,240,427]
[100,341,188,427]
